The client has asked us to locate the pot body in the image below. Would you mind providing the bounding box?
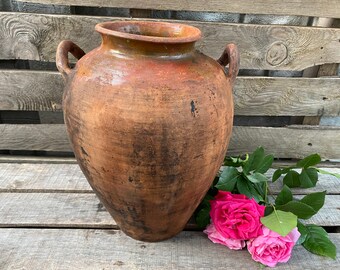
[57,21,238,241]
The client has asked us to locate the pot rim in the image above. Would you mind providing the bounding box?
[95,20,202,44]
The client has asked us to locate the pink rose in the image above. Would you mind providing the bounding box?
[210,191,265,240]
[204,223,246,250]
[247,227,301,267]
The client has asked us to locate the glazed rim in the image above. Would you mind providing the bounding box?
[95,21,202,44]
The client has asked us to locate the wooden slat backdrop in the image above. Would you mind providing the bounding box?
[1,13,340,70]
[1,124,340,159]
[1,70,340,116]
[18,0,340,18]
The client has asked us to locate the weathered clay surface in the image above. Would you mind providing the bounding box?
[57,21,238,241]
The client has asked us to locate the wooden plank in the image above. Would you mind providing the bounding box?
[0,70,63,111]
[0,155,339,168]
[2,70,340,116]
[0,124,71,152]
[0,163,90,192]
[0,155,77,164]
[2,229,340,270]
[229,126,340,159]
[17,0,340,18]
[1,13,340,70]
[2,124,340,159]
[0,229,338,270]
[234,77,340,116]
[0,193,117,228]
[302,18,338,126]
[0,193,338,228]
[0,163,339,194]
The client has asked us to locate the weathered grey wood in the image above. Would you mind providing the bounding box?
[0,124,71,152]
[1,124,340,159]
[0,163,90,192]
[1,13,340,70]
[2,70,340,116]
[1,229,339,269]
[229,126,340,159]
[0,163,339,194]
[234,77,340,116]
[0,70,63,111]
[0,192,338,228]
[0,193,117,228]
[302,18,338,126]
[17,0,340,18]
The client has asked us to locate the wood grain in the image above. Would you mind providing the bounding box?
[1,124,340,159]
[229,126,340,159]
[2,70,340,116]
[1,12,340,70]
[17,0,340,18]
[0,193,117,228]
[0,192,338,228]
[0,70,63,111]
[0,163,339,194]
[0,124,71,152]
[0,229,338,269]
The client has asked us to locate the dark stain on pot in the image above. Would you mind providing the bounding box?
[80,146,89,157]
[191,100,195,115]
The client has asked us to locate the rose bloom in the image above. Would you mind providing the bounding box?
[204,223,245,250]
[210,191,265,240]
[247,227,301,267]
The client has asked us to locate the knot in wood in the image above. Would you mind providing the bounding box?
[266,42,288,66]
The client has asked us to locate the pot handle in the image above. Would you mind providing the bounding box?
[56,40,86,81]
[217,43,240,85]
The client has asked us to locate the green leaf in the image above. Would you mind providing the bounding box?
[247,172,269,183]
[261,210,297,236]
[283,170,300,187]
[315,168,340,178]
[300,191,326,213]
[299,168,318,188]
[275,185,293,206]
[215,167,240,191]
[264,206,274,216]
[224,156,245,167]
[296,153,321,169]
[303,225,336,259]
[297,221,308,245]
[242,147,265,174]
[256,154,274,174]
[272,167,291,182]
[195,207,211,229]
[276,201,316,219]
[236,176,263,202]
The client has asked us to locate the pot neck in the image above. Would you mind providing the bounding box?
[100,34,196,57]
[95,21,201,58]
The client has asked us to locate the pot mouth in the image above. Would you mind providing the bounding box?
[95,21,201,44]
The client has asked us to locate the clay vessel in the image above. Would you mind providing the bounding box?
[56,21,239,242]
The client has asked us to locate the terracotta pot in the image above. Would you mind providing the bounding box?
[56,21,239,242]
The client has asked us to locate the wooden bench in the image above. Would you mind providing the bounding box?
[0,1,339,268]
